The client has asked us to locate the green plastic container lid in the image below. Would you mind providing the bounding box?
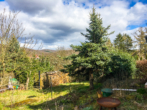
[101,88,112,93]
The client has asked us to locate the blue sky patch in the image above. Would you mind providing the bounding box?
[129,1,136,7]
[129,0,147,8]
[63,0,71,5]
[127,23,147,30]
[82,3,85,6]
[62,0,147,7]
[138,0,147,4]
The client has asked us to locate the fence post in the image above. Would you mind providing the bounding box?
[26,72,30,90]
[74,106,78,110]
[50,76,52,99]
[39,71,40,89]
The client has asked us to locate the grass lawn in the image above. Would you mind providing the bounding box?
[0,81,147,110]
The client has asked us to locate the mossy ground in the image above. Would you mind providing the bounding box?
[0,82,147,110]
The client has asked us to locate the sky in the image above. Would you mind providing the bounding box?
[0,0,147,50]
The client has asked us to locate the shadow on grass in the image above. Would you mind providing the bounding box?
[28,83,102,110]
[39,84,88,93]
[28,93,74,110]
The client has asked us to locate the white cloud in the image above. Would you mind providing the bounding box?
[0,2,9,11]
[0,0,147,50]
[98,1,147,41]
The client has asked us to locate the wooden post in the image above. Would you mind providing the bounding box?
[55,101,57,110]
[39,71,40,89]
[26,72,30,90]
[74,106,78,110]
[61,106,64,110]
[50,76,52,99]
[0,72,2,86]
[89,72,94,90]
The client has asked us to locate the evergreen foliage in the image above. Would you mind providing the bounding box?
[14,54,53,86]
[105,48,136,80]
[61,7,114,89]
[61,42,110,89]
[133,27,147,60]
[0,9,53,88]
[81,7,114,44]
[7,35,20,53]
[0,36,53,87]
[63,43,110,76]
[106,38,113,48]
[114,33,133,52]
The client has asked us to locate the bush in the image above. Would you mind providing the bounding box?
[94,83,102,89]
[137,88,147,95]
[104,49,136,80]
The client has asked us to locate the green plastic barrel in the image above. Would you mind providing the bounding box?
[101,88,113,97]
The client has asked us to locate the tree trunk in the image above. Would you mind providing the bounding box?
[26,72,29,90]
[89,72,94,90]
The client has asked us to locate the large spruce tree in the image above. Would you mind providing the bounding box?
[61,7,114,89]
[81,7,114,44]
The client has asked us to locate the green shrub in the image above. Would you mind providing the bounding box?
[104,49,136,80]
[137,88,147,95]
[134,55,139,60]
[77,89,86,93]
[59,98,70,104]
[94,83,102,89]
[129,92,143,101]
